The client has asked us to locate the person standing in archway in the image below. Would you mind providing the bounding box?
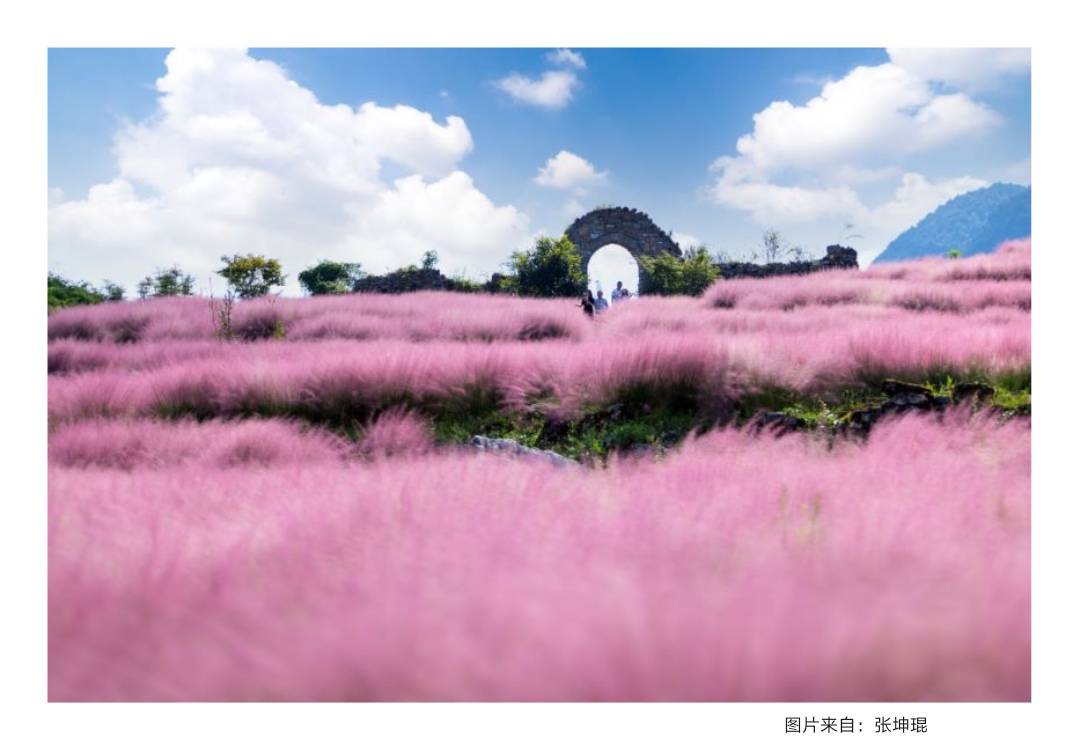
[594,290,609,313]
[612,280,626,303]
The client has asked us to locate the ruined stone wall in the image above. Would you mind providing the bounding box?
[565,207,682,294]
[352,267,477,294]
[565,208,859,289]
[716,245,859,279]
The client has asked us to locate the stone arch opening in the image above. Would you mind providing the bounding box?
[565,207,681,294]
[587,244,639,298]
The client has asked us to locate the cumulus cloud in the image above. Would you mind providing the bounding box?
[561,197,586,218]
[866,173,988,237]
[496,70,579,110]
[347,172,529,275]
[49,48,530,293]
[717,62,999,178]
[887,48,1031,91]
[993,157,1032,186]
[710,169,988,263]
[707,53,1017,262]
[547,48,586,70]
[709,176,864,225]
[534,150,607,192]
[671,232,701,250]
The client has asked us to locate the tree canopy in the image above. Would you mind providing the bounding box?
[505,235,586,297]
[217,254,286,299]
[137,265,196,299]
[48,274,102,310]
[639,247,719,296]
[298,260,364,295]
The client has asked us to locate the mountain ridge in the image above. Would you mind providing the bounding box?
[873,182,1031,264]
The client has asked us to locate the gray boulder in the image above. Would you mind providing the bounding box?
[469,435,578,468]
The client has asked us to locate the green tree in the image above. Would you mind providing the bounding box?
[138,265,196,298]
[298,260,365,295]
[217,254,285,299]
[639,247,719,296]
[47,273,105,311]
[136,277,154,300]
[101,280,125,301]
[947,248,962,259]
[506,235,586,297]
[421,250,439,271]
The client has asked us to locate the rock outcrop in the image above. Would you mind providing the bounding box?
[469,435,579,468]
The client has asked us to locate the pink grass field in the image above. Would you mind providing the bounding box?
[48,414,1029,701]
[47,242,1031,701]
[47,242,1031,424]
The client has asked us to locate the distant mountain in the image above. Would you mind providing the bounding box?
[873,183,1031,264]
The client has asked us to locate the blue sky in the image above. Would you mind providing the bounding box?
[48,47,1030,295]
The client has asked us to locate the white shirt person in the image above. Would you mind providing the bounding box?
[594,290,609,313]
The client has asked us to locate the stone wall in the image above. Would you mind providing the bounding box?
[565,208,859,290]
[716,245,859,279]
[352,267,478,294]
[354,245,861,296]
[566,207,682,294]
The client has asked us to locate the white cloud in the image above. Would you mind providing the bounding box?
[561,197,585,218]
[718,62,999,178]
[496,70,578,110]
[709,176,865,224]
[534,150,607,192]
[709,170,987,263]
[353,102,473,176]
[887,48,1031,91]
[993,157,1032,186]
[49,48,530,293]
[831,165,901,185]
[346,172,530,275]
[547,48,586,70]
[707,55,1012,263]
[671,232,701,250]
[864,173,989,250]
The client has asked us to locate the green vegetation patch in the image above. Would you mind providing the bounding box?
[149,367,1031,460]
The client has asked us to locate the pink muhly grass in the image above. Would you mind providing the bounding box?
[860,239,1031,283]
[49,418,350,470]
[47,309,1029,423]
[48,296,216,342]
[700,242,1030,313]
[48,413,1029,701]
[48,290,590,345]
[46,245,1030,421]
[357,408,435,459]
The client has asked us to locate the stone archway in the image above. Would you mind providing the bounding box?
[565,207,682,294]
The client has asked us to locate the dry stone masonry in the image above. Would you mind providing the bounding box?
[715,245,859,279]
[566,207,859,291]
[566,207,682,293]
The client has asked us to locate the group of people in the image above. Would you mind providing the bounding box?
[580,281,632,317]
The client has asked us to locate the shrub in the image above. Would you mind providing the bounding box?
[298,260,364,296]
[232,304,287,340]
[506,235,586,298]
[100,281,125,302]
[137,266,195,298]
[639,247,719,296]
[48,273,106,311]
